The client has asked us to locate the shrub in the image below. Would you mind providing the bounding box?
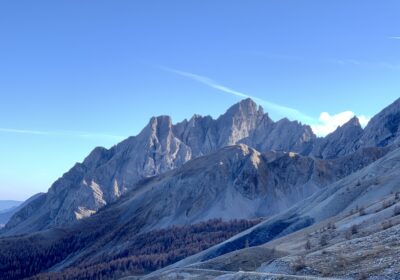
[319,234,329,247]
[292,256,306,272]
[327,222,336,230]
[350,224,358,235]
[305,239,311,250]
[336,255,347,269]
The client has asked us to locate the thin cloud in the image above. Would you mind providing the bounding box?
[0,128,50,135]
[158,66,316,124]
[333,58,400,70]
[238,51,304,61]
[336,59,363,66]
[390,36,400,40]
[0,128,125,141]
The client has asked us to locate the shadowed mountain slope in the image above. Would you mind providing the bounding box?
[0,143,390,279]
[145,144,400,279]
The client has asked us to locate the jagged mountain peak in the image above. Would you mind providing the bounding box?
[346,115,361,127]
[189,114,203,121]
[310,116,364,159]
[233,97,257,109]
[328,115,363,137]
[221,98,263,118]
[82,146,112,168]
[146,115,173,131]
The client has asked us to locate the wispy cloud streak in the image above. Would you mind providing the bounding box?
[0,128,50,135]
[159,66,316,124]
[390,36,400,40]
[333,58,400,70]
[0,128,125,140]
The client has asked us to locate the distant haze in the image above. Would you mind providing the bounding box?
[0,201,22,212]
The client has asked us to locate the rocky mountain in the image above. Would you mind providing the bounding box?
[1,97,400,280]
[144,143,400,280]
[0,143,391,279]
[3,141,388,237]
[4,99,317,234]
[4,98,400,236]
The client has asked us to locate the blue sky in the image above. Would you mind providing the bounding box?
[0,0,399,200]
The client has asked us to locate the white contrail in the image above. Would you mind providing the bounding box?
[159,66,316,124]
[390,36,400,39]
[0,128,125,140]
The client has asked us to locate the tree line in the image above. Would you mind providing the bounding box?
[0,218,261,280]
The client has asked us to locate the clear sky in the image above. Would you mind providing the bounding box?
[0,0,399,200]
